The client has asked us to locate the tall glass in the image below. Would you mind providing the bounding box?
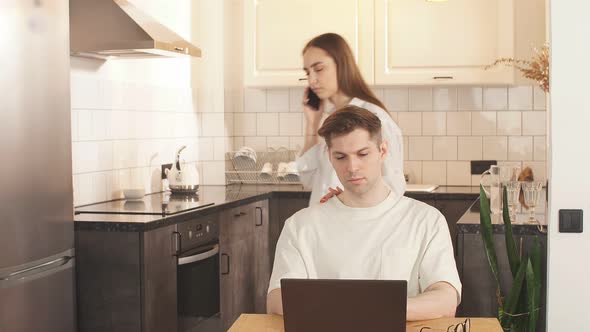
[522,181,543,224]
[480,166,501,214]
[505,181,521,223]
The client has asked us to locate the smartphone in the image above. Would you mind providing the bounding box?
[306,88,321,111]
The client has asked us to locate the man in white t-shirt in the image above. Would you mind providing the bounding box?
[267,105,462,321]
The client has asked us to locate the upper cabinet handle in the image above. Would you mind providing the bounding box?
[433,76,454,80]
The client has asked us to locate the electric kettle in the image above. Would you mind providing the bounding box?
[165,145,200,194]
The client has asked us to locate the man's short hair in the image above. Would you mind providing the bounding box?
[317,105,382,148]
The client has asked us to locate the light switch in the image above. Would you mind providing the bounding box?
[559,209,583,233]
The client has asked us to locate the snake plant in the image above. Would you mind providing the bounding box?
[479,185,542,332]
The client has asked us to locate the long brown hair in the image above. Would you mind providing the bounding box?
[303,33,387,111]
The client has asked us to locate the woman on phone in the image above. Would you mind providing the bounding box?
[297,32,405,204]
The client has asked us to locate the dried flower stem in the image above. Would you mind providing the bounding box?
[485,44,550,93]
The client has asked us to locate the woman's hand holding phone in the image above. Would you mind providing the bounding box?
[302,87,324,129]
[300,86,325,156]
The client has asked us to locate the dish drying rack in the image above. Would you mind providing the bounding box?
[225,150,301,184]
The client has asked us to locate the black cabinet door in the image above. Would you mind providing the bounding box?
[142,225,177,332]
[457,233,513,317]
[219,204,256,330]
[253,200,271,314]
[269,197,309,267]
[76,231,142,332]
[435,199,474,255]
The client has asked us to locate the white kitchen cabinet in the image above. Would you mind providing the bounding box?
[375,0,516,85]
[244,0,544,87]
[244,0,374,87]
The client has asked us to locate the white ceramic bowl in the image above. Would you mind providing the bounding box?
[123,188,145,200]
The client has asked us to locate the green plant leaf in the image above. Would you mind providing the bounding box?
[526,259,538,332]
[479,185,502,294]
[501,259,528,328]
[502,186,521,277]
[528,237,542,332]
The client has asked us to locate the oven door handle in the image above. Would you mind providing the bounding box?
[178,244,219,265]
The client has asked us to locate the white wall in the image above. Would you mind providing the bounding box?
[547,0,590,330]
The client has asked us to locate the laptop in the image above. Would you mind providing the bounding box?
[280,279,407,332]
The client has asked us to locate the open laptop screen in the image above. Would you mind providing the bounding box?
[281,279,407,332]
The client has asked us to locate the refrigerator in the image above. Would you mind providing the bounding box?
[0,1,76,331]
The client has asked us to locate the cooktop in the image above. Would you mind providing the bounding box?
[75,191,214,216]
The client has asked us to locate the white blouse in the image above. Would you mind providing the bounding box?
[296,98,406,205]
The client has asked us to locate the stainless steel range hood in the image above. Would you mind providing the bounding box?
[70,0,201,59]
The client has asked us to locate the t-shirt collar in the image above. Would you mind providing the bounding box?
[326,189,402,220]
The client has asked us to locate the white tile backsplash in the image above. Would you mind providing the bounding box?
[403,136,409,161]
[533,86,547,111]
[78,110,94,141]
[534,136,546,161]
[224,113,234,136]
[497,112,522,135]
[257,113,279,136]
[458,137,483,160]
[224,84,545,187]
[93,111,113,140]
[422,112,447,136]
[384,88,409,112]
[483,87,508,111]
[198,137,215,161]
[433,137,457,160]
[404,161,422,184]
[72,66,546,205]
[447,161,471,185]
[522,111,546,135]
[234,113,257,136]
[244,88,267,112]
[409,137,433,160]
[70,75,101,110]
[289,136,304,152]
[409,87,433,111]
[244,136,267,152]
[458,87,483,111]
[289,88,305,112]
[483,136,508,160]
[398,112,422,136]
[508,136,533,161]
[447,112,472,136]
[267,136,290,150]
[201,161,226,185]
[472,112,497,136]
[433,87,458,111]
[422,161,447,185]
[201,113,225,137]
[267,89,290,112]
[214,137,226,161]
[233,137,245,150]
[279,113,302,136]
[508,86,533,111]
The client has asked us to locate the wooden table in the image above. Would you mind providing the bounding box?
[229,314,503,331]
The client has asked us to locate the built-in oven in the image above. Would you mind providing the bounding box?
[175,216,222,332]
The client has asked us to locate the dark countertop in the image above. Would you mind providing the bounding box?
[75,184,480,232]
[456,189,548,236]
